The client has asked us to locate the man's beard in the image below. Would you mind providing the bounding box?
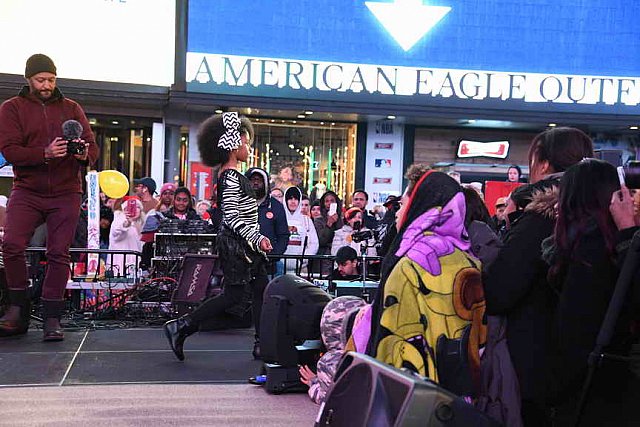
[32,89,52,101]
[254,186,266,199]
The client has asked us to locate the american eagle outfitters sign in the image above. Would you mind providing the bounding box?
[187,53,640,110]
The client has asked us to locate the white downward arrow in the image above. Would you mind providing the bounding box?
[365,0,451,51]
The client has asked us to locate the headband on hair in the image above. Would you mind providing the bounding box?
[345,207,362,221]
[217,112,242,151]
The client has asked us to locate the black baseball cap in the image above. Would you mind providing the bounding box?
[133,177,157,194]
[335,246,358,264]
[383,195,400,207]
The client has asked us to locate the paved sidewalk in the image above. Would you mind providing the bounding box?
[0,384,318,426]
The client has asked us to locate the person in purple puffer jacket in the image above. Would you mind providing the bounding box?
[368,170,487,399]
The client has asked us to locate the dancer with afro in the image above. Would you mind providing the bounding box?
[163,112,272,360]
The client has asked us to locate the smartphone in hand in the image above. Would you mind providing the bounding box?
[328,202,337,216]
[617,166,626,187]
[124,198,138,217]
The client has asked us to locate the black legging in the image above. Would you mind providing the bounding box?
[251,274,269,337]
[189,248,268,339]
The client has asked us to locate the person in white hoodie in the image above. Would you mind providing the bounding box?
[331,207,377,257]
[284,186,319,274]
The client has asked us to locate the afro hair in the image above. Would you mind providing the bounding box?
[196,113,255,167]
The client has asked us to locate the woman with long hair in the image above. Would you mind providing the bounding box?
[163,112,272,361]
[313,190,343,275]
[482,127,593,425]
[163,186,199,221]
[368,170,487,398]
[545,159,640,423]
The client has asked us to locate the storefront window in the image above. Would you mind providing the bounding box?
[89,116,153,179]
[248,121,357,200]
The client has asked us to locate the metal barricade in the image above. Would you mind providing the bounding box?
[13,248,383,319]
[266,253,382,303]
[24,247,174,319]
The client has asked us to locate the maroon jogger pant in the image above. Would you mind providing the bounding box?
[3,189,81,301]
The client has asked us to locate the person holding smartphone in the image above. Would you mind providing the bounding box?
[482,127,594,425]
[108,197,145,278]
[545,159,640,424]
[313,191,343,275]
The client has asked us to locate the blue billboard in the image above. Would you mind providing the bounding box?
[187,0,640,114]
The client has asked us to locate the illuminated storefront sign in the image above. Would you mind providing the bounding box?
[457,140,510,159]
[187,53,640,107]
[187,0,640,114]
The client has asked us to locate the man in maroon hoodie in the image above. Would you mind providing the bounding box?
[0,54,99,341]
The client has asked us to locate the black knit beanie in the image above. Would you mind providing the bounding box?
[25,54,57,78]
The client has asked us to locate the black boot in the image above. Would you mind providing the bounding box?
[252,335,261,360]
[163,315,197,361]
[42,300,65,342]
[0,290,30,337]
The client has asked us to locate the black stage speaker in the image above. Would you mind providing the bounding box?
[260,275,332,394]
[173,254,219,304]
[172,255,223,316]
[316,352,500,427]
[261,274,332,366]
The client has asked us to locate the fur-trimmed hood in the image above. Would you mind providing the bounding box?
[525,185,559,219]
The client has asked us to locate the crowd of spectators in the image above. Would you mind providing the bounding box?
[29,166,394,281]
[295,127,640,426]
[2,121,639,425]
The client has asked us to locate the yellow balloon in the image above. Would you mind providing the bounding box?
[99,170,129,199]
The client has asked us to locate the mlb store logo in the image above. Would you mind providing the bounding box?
[375,159,392,168]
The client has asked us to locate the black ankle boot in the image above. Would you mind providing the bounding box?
[0,290,30,337]
[163,315,197,361]
[42,300,65,342]
[252,335,261,360]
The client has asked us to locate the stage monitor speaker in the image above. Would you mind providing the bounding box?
[316,352,499,427]
[260,274,332,367]
[594,149,623,167]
